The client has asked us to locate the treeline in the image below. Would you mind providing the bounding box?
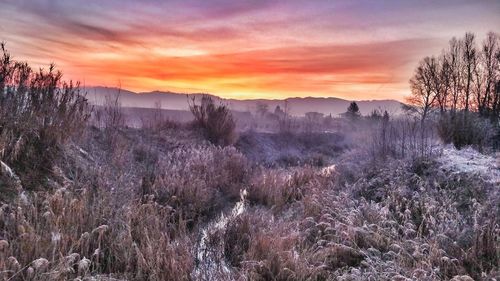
[408,32,500,150]
[409,32,499,122]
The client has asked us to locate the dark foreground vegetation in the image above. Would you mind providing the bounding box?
[0,32,499,281]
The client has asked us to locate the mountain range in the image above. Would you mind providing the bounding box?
[84,87,404,116]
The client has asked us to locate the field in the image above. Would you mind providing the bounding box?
[0,110,498,280]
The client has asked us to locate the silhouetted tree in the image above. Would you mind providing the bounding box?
[408,56,439,123]
[409,31,500,150]
[476,32,499,119]
[369,109,386,121]
[274,105,285,117]
[437,53,452,113]
[256,102,269,117]
[346,101,360,120]
[462,33,476,112]
[448,37,463,112]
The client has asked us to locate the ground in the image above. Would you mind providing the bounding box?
[0,125,498,281]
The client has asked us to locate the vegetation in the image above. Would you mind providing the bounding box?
[0,43,90,192]
[188,95,236,146]
[0,39,498,281]
[346,101,361,120]
[408,32,500,149]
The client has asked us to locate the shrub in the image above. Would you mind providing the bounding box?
[149,145,249,224]
[438,111,495,150]
[0,44,90,190]
[369,114,440,161]
[189,95,236,146]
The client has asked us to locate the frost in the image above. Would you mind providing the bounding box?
[438,145,500,184]
[0,160,15,178]
[194,188,247,279]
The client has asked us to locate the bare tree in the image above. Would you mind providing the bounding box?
[478,32,499,118]
[408,56,442,156]
[436,53,452,113]
[494,42,500,122]
[409,31,499,150]
[448,37,463,112]
[103,88,124,129]
[408,56,439,123]
[278,100,292,133]
[462,32,476,112]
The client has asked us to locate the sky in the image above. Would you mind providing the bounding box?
[0,0,499,101]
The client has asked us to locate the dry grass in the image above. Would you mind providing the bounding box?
[0,123,497,280]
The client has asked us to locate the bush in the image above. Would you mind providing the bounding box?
[438,112,495,150]
[0,44,90,190]
[189,95,236,146]
[149,145,249,224]
[368,114,440,161]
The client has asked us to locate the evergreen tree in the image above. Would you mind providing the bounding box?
[346,101,360,119]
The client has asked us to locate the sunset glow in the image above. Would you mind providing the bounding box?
[1,0,498,100]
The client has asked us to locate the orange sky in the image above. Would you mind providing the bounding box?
[0,0,499,101]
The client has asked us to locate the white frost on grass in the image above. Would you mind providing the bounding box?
[321,164,336,176]
[0,160,15,178]
[194,189,247,279]
[437,145,500,184]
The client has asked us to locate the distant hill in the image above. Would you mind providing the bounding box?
[84,86,403,116]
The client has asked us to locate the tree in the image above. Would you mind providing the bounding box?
[369,109,383,120]
[256,102,269,117]
[277,101,292,133]
[462,32,476,112]
[448,37,463,112]
[346,101,360,119]
[408,31,500,150]
[436,53,452,113]
[408,56,442,156]
[477,32,499,118]
[408,56,439,123]
[274,105,286,120]
[305,112,324,121]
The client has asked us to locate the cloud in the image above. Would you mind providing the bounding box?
[59,38,433,100]
[0,0,498,100]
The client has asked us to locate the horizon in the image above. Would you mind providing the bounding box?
[86,85,402,103]
[1,1,499,101]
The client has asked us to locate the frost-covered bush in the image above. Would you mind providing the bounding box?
[0,44,90,190]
